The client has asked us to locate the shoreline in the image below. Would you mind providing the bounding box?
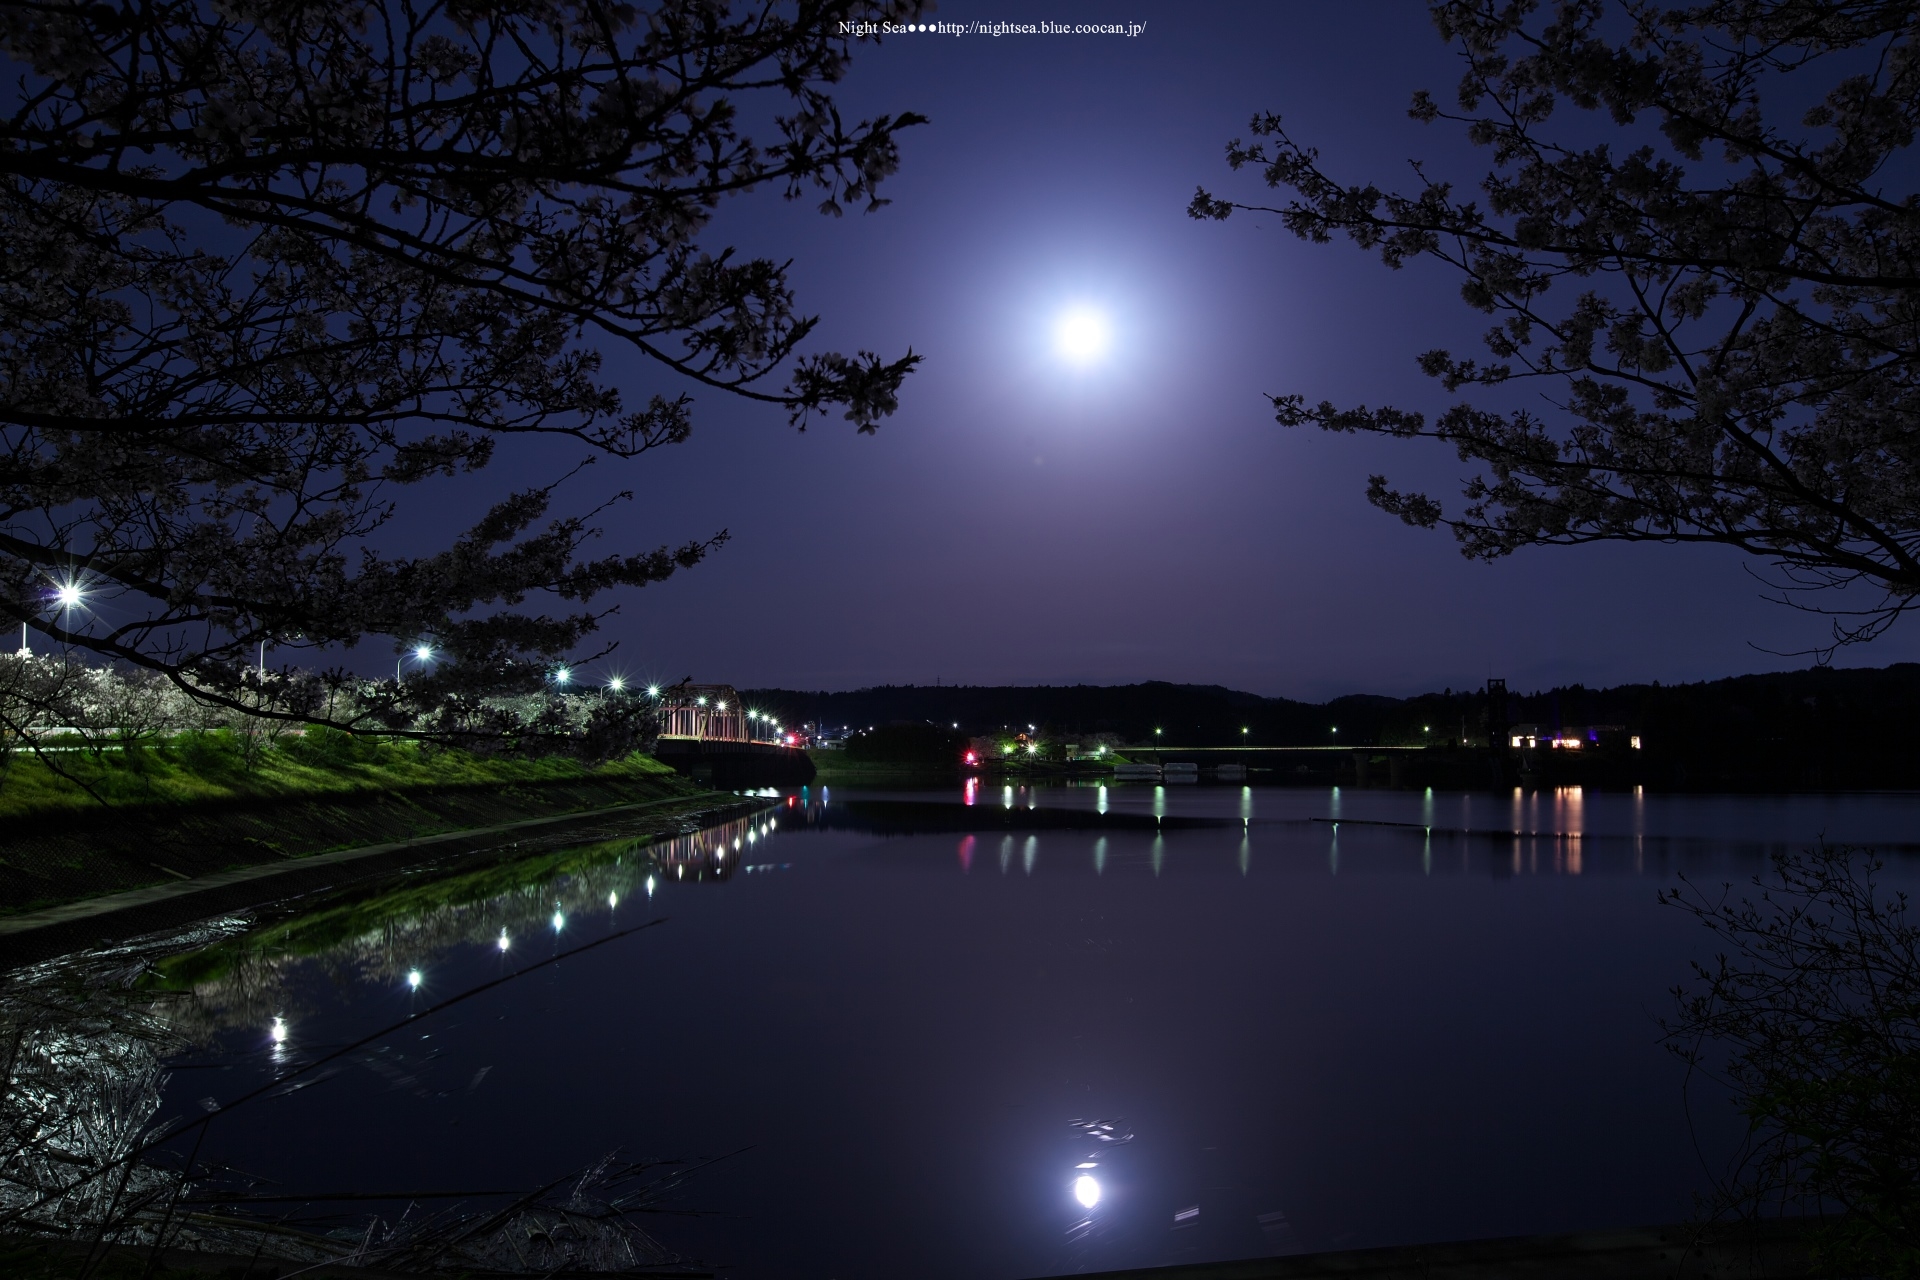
[0,764,701,917]
[0,783,755,970]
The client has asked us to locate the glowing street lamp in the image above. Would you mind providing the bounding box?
[45,577,88,643]
[608,676,626,692]
[646,685,660,697]
[553,667,571,686]
[398,644,432,681]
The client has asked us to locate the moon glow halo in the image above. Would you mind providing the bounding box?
[1055,307,1111,364]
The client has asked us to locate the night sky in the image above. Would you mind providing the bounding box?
[444,2,1920,700]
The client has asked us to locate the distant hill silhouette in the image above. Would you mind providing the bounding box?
[741,666,1920,789]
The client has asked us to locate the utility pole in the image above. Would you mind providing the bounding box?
[1487,677,1510,788]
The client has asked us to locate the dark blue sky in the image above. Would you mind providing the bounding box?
[474,2,1920,700]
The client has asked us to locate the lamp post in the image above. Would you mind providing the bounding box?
[398,644,431,682]
[50,580,84,648]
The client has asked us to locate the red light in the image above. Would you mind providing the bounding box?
[785,734,796,745]
[964,751,977,764]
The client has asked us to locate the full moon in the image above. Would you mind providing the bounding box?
[1055,307,1111,364]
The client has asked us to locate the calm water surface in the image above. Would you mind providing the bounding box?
[47,784,1920,1276]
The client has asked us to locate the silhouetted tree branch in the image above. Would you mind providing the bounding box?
[1664,844,1920,1275]
[1194,0,1920,654]
[0,0,924,733]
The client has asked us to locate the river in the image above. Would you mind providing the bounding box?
[6,781,1919,1278]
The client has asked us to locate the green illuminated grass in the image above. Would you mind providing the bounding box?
[0,729,676,821]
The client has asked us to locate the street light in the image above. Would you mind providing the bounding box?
[608,676,625,692]
[553,667,571,686]
[46,577,87,644]
[397,644,432,681]
[646,685,660,697]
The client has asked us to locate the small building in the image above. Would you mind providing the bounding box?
[1510,723,1641,750]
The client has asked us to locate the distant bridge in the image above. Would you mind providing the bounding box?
[1118,745,1433,753]
[1115,743,1500,788]
[652,682,812,787]
[655,682,792,745]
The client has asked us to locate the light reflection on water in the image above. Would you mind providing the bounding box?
[9,785,1920,1279]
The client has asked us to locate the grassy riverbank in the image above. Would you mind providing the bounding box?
[0,733,707,918]
[0,728,677,819]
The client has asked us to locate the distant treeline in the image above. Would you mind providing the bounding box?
[744,665,1920,789]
